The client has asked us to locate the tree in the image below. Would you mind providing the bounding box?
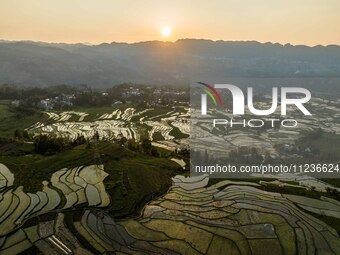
[72,135,87,146]
[141,138,152,154]
[93,131,100,141]
[33,135,70,155]
[127,139,139,151]
[33,135,49,154]
[151,147,160,157]
[23,130,30,140]
[14,129,22,140]
[264,151,273,163]
[119,137,128,147]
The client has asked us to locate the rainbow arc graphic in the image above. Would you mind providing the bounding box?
[196,82,223,106]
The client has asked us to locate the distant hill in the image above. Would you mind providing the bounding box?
[0,39,340,89]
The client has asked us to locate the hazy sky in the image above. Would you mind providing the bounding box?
[1,0,339,45]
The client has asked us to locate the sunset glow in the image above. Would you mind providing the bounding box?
[0,0,340,45]
[161,27,171,38]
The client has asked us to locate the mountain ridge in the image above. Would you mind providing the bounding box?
[1,39,340,87]
[1,38,340,48]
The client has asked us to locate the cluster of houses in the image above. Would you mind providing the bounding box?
[10,86,189,110]
[11,94,74,110]
[37,94,74,110]
[118,87,189,107]
[122,87,143,98]
[281,143,312,156]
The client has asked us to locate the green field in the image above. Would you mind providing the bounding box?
[0,100,13,119]
[0,99,186,218]
[0,141,182,217]
[0,100,48,137]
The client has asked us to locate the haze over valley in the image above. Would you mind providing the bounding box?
[1,39,340,95]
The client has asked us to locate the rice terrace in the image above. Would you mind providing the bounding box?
[1,1,340,251]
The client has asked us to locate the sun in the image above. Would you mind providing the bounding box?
[161,26,171,38]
